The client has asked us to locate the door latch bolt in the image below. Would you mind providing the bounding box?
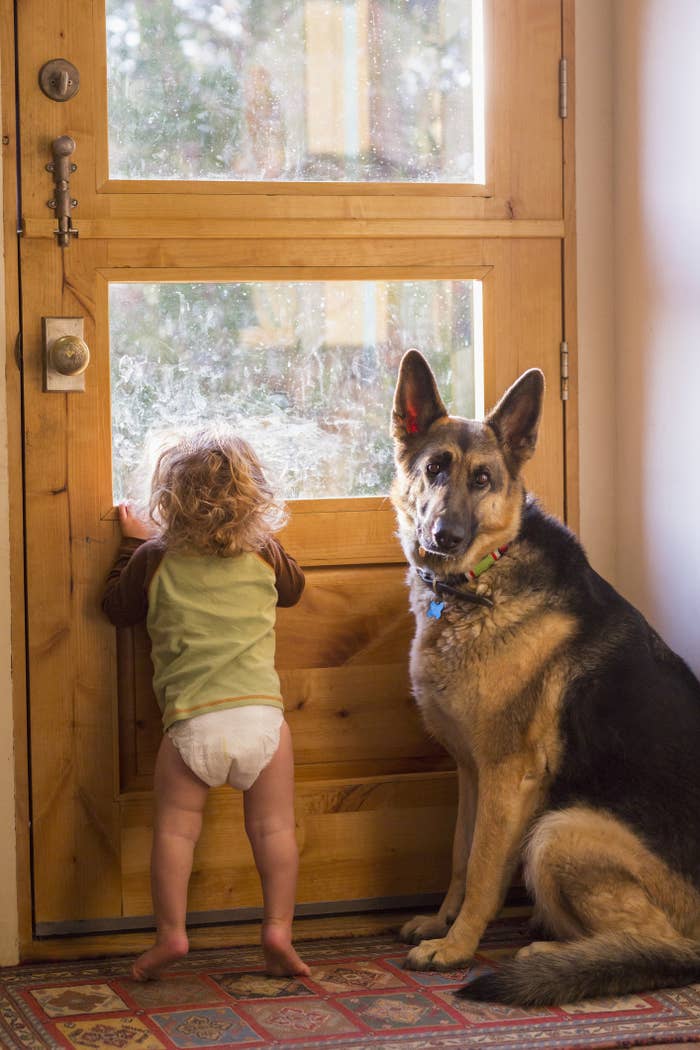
[46,136,79,247]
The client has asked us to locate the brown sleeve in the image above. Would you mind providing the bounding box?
[260,538,306,607]
[101,538,165,627]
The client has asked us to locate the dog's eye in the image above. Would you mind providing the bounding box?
[426,461,442,477]
[473,469,490,488]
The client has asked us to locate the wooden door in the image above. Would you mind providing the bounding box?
[11,0,569,951]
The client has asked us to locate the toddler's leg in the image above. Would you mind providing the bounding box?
[244,720,310,977]
[132,734,209,980]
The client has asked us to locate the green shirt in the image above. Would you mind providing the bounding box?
[102,536,305,730]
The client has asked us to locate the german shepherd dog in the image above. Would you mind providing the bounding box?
[390,349,700,1005]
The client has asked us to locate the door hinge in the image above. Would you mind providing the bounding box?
[14,331,23,372]
[559,57,568,119]
[560,340,569,401]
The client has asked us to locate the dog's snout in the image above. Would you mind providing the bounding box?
[432,518,465,552]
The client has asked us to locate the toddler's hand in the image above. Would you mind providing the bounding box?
[118,503,153,540]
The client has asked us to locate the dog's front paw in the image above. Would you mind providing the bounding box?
[400,914,451,945]
[404,938,471,972]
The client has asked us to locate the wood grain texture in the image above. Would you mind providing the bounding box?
[16,0,563,225]
[11,0,570,953]
[22,233,565,927]
[22,238,122,922]
[121,773,457,915]
[1,0,32,957]
[117,565,443,792]
[20,905,534,961]
[562,0,581,532]
[24,219,566,240]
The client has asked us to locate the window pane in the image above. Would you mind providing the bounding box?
[109,280,482,502]
[106,0,484,183]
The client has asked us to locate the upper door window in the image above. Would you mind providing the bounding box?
[106,0,484,182]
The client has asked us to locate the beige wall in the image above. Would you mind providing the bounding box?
[574,0,616,583]
[613,0,700,675]
[576,0,700,677]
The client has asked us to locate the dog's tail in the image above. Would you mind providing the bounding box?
[457,934,700,1006]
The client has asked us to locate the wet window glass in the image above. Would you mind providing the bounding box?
[106,0,484,182]
[109,280,482,501]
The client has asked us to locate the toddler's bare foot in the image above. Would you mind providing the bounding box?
[262,921,311,978]
[131,931,189,981]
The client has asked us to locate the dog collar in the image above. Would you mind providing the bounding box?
[415,545,509,618]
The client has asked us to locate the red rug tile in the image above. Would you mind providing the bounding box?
[2,918,700,1048]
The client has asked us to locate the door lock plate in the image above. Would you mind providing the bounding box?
[39,59,81,102]
[42,317,90,391]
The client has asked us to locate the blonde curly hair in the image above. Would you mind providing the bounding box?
[148,426,286,556]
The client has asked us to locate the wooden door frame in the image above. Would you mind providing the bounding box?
[1,0,579,959]
[1,0,33,959]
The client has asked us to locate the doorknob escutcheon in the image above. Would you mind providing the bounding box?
[42,317,90,392]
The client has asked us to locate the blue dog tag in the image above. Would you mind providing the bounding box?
[428,600,445,619]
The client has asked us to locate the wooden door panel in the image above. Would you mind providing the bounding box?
[22,239,122,925]
[121,659,448,791]
[485,239,566,517]
[118,565,444,794]
[20,228,564,937]
[121,774,456,918]
[18,1,562,222]
[24,237,564,931]
[14,0,568,945]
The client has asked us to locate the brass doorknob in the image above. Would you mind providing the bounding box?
[50,334,90,376]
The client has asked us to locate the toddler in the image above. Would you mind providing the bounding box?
[102,427,310,981]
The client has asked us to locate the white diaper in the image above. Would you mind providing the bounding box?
[167,706,284,790]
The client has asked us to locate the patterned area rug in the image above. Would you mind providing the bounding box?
[2,918,700,1049]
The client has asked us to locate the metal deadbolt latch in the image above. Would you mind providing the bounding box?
[39,59,80,102]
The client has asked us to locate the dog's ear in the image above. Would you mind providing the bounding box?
[392,349,448,439]
[486,369,545,470]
